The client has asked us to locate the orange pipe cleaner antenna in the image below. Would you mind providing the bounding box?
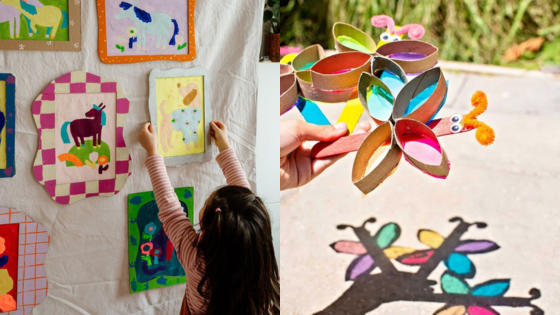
[463,91,495,146]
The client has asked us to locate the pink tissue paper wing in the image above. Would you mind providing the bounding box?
[397,249,434,265]
[330,240,367,255]
[467,306,500,315]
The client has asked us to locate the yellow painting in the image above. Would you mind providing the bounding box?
[155,76,204,158]
[0,81,6,169]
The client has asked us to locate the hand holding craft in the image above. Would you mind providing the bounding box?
[280,120,372,190]
[210,120,230,153]
[139,122,158,156]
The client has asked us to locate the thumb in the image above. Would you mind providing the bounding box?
[294,121,348,143]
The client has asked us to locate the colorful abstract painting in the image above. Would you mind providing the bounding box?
[0,223,18,312]
[0,74,15,178]
[96,0,196,63]
[0,0,80,51]
[149,68,212,166]
[0,207,49,315]
[128,187,194,294]
[32,71,132,204]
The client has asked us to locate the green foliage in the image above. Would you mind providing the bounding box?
[66,140,111,167]
[281,0,560,67]
[265,0,281,33]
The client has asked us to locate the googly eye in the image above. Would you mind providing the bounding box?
[380,32,390,41]
[451,114,462,124]
[450,124,462,134]
[390,35,401,42]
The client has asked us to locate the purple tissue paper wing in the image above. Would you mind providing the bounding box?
[345,254,375,281]
[454,240,500,254]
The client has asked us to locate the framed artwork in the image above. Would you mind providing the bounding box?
[96,0,197,64]
[0,207,50,314]
[32,71,133,205]
[127,187,194,293]
[149,68,212,166]
[0,0,81,51]
[0,74,15,178]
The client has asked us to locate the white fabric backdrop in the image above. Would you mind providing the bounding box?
[0,0,263,313]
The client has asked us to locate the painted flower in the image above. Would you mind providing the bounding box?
[150,247,162,257]
[144,222,157,235]
[115,35,127,45]
[175,35,185,45]
[126,27,137,38]
[97,155,108,165]
[141,242,153,255]
[89,152,99,163]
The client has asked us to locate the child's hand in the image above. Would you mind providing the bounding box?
[139,123,158,156]
[210,121,230,152]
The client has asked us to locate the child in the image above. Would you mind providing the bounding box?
[138,121,280,315]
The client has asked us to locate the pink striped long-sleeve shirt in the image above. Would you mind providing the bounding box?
[145,148,251,314]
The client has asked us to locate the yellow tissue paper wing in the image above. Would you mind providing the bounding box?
[384,246,416,259]
[418,229,445,249]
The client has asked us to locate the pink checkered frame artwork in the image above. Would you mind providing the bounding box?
[32,71,132,205]
[0,207,50,315]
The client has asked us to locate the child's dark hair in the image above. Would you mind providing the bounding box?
[197,185,280,315]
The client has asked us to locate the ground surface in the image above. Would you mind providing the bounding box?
[280,70,560,315]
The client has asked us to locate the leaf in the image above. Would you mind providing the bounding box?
[454,240,499,254]
[418,229,445,249]
[182,189,192,199]
[383,246,416,259]
[441,271,470,294]
[330,240,366,255]
[397,249,434,265]
[467,306,499,315]
[263,10,273,22]
[130,196,142,205]
[433,305,467,315]
[130,279,137,292]
[345,254,375,281]
[444,253,476,278]
[374,223,400,249]
[471,279,510,297]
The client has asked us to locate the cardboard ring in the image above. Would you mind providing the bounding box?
[392,67,447,124]
[292,44,326,71]
[357,72,395,125]
[296,70,355,103]
[333,22,377,54]
[393,118,449,177]
[352,122,403,194]
[376,40,438,74]
[371,56,408,84]
[281,64,294,76]
[280,73,298,115]
[310,52,372,90]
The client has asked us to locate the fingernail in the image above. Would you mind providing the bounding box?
[334,122,347,131]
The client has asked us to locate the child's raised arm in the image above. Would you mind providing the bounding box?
[211,121,251,190]
[139,123,199,268]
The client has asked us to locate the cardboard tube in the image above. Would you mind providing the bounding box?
[296,70,355,103]
[392,67,447,124]
[332,22,377,54]
[376,40,438,74]
[292,44,325,71]
[357,72,394,125]
[352,122,402,194]
[280,73,298,115]
[311,52,372,90]
[394,118,449,178]
[371,56,408,84]
[280,63,294,76]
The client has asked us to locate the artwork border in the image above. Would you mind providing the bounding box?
[0,73,16,178]
[149,67,212,166]
[96,0,197,64]
[0,0,81,52]
[31,71,133,205]
[127,187,194,294]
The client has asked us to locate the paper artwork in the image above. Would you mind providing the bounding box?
[127,188,194,294]
[0,0,81,51]
[96,0,196,63]
[0,74,15,178]
[0,207,50,314]
[149,68,212,166]
[32,71,132,204]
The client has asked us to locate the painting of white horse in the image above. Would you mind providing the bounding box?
[116,1,179,51]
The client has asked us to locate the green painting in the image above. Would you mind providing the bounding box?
[127,187,194,294]
[0,0,69,41]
